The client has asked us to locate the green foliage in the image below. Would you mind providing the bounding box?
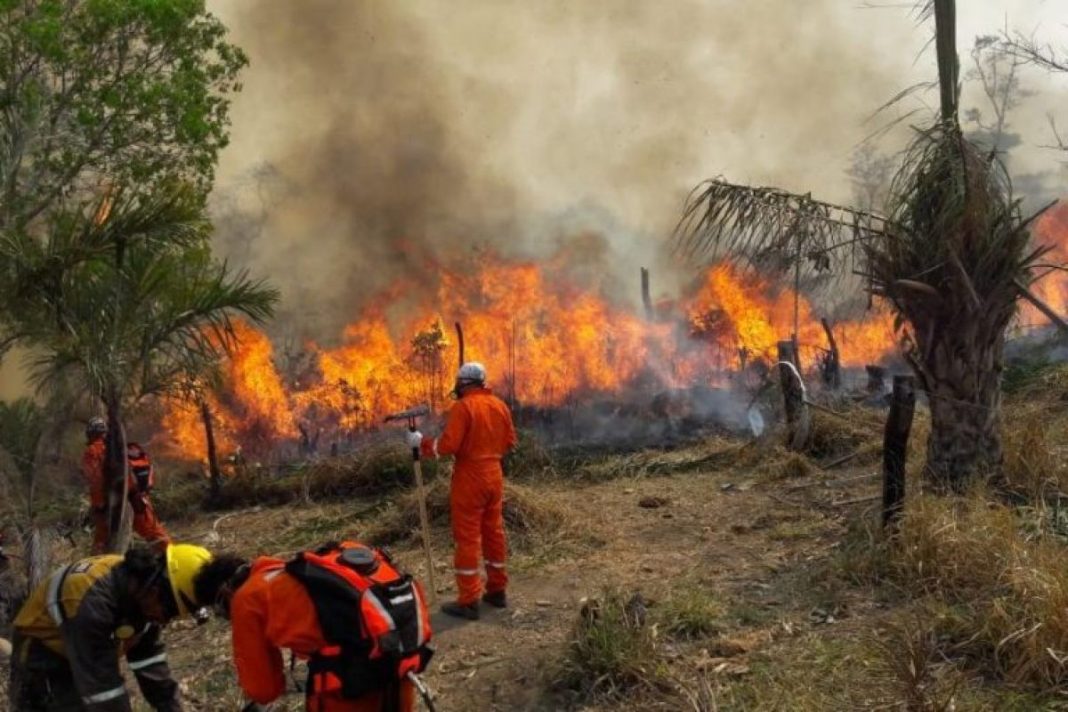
[0,0,247,228]
[0,397,43,482]
[559,590,662,698]
[658,586,724,640]
[1,184,278,406]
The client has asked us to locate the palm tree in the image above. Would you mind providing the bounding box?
[674,0,1050,489]
[0,184,278,549]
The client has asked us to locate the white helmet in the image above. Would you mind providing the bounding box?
[456,362,487,385]
[86,416,107,437]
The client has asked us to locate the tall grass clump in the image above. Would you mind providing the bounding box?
[886,492,1068,689]
[558,590,663,699]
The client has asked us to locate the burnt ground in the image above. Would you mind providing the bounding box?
[134,442,894,712]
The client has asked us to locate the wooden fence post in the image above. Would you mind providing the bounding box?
[777,340,810,451]
[883,375,916,530]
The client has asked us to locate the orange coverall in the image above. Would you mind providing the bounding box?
[230,557,414,712]
[421,386,517,605]
[82,438,169,553]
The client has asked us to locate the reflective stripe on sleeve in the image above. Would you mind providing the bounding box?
[83,686,127,705]
[128,653,167,671]
[46,565,70,626]
[454,568,479,576]
[413,585,428,646]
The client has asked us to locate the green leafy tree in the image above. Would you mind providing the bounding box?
[0,397,44,520]
[674,0,1049,488]
[2,185,277,550]
[0,0,247,230]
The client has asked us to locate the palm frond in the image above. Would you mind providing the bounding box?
[672,179,889,277]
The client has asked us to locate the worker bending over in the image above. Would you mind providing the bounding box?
[9,543,220,711]
[198,540,433,712]
[408,362,517,620]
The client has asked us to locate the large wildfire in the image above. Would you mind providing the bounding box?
[160,205,1068,463]
[160,253,899,461]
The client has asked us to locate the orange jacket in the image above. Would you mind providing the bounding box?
[82,438,106,508]
[421,387,517,471]
[229,557,326,704]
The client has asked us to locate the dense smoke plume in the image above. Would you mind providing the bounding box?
[208,0,919,340]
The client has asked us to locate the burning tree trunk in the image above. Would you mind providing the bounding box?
[777,340,809,450]
[201,399,222,499]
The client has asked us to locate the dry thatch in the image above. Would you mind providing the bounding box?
[367,478,584,553]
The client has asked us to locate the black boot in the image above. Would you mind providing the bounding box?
[482,590,507,609]
[441,601,480,620]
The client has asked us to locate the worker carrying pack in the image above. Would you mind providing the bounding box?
[284,541,434,702]
[126,442,155,493]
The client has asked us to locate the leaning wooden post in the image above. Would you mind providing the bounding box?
[777,340,810,451]
[882,375,916,530]
[640,267,654,321]
[819,318,842,389]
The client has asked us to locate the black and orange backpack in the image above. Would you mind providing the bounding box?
[284,541,434,705]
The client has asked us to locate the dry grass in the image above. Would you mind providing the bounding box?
[366,478,584,554]
[1002,407,1068,501]
[867,491,1068,690]
[804,408,882,461]
[153,445,429,520]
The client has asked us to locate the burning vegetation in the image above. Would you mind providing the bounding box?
[158,253,903,462]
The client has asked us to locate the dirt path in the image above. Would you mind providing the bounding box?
[148,453,876,712]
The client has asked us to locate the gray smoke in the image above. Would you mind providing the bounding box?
[207,0,922,340]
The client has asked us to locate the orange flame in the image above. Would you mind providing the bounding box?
[158,253,898,461]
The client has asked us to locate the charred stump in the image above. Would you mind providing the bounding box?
[883,375,916,530]
[640,267,654,321]
[866,365,888,394]
[777,340,810,451]
[201,399,222,499]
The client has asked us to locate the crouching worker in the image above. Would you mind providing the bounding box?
[197,540,434,712]
[9,543,217,711]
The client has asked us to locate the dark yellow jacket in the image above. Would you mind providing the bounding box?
[13,555,180,711]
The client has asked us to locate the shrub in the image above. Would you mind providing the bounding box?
[559,590,662,698]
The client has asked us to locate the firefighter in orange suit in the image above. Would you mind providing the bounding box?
[408,362,517,620]
[83,417,169,554]
[196,542,427,712]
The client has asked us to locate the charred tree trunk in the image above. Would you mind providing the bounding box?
[640,267,654,321]
[819,318,842,389]
[907,304,1007,488]
[103,396,131,553]
[883,375,915,529]
[921,349,1003,488]
[777,340,810,451]
[202,399,222,500]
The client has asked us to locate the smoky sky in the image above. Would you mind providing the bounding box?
[207,0,1067,341]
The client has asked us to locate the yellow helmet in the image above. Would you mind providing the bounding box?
[165,543,212,618]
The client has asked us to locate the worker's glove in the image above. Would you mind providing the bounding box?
[406,431,423,449]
